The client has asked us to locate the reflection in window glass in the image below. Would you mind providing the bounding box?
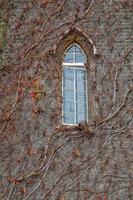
[64,101,74,113]
[76,113,86,123]
[64,53,73,63]
[64,79,74,90]
[75,53,85,63]
[76,80,86,91]
[76,69,86,80]
[64,91,74,100]
[76,102,87,113]
[76,91,86,102]
[64,112,75,124]
[64,68,74,79]
[75,45,81,52]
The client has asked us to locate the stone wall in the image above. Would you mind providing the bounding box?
[0,0,133,199]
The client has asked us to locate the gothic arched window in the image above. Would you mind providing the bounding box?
[62,43,88,124]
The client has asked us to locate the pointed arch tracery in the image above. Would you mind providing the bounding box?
[64,43,86,64]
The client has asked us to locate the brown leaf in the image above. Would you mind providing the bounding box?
[73,149,80,157]
[41,0,51,5]
[60,197,65,200]
[20,188,26,194]
[16,96,20,103]
[103,193,108,200]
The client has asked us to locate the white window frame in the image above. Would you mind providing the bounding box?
[62,44,88,125]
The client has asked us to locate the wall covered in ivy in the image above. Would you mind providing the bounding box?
[0,0,133,199]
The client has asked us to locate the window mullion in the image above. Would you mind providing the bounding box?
[74,46,76,63]
[86,72,88,122]
[74,68,76,124]
[74,45,75,63]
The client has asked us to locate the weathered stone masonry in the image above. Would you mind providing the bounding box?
[0,0,133,199]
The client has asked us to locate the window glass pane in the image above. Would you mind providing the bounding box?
[76,113,87,123]
[64,112,75,124]
[75,53,85,63]
[76,102,87,113]
[64,53,74,63]
[76,80,86,91]
[76,91,86,102]
[64,68,74,80]
[67,45,75,52]
[64,101,74,113]
[64,79,74,90]
[76,69,87,81]
[75,45,81,52]
[64,91,74,100]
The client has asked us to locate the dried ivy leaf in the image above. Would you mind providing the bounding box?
[73,149,80,157]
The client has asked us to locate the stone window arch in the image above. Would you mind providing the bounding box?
[54,28,97,124]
